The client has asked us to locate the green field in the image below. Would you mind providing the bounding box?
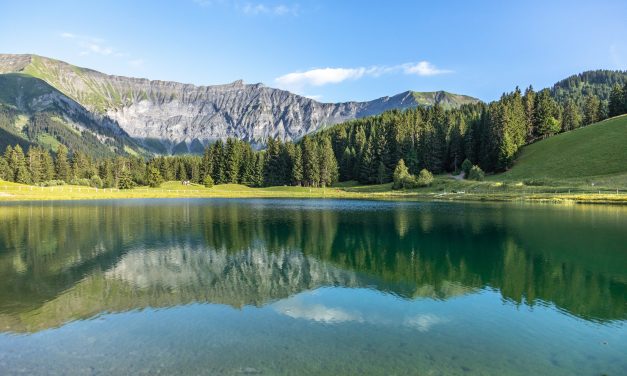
[1,179,626,205]
[497,115,627,187]
[1,116,627,205]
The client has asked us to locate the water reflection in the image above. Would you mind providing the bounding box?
[0,199,625,333]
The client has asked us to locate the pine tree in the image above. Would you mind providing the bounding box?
[146,167,163,187]
[291,144,303,186]
[302,136,319,187]
[0,155,10,181]
[523,86,536,142]
[55,145,71,182]
[3,146,14,181]
[27,147,44,184]
[533,89,561,139]
[41,149,55,181]
[253,153,265,187]
[239,144,256,186]
[201,146,213,180]
[562,99,582,131]
[11,145,31,184]
[358,137,374,184]
[583,95,600,125]
[224,138,241,183]
[608,84,624,117]
[318,137,338,187]
[212,140,225,184]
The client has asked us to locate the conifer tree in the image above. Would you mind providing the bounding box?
[562,99,582,131]
[11,145,31,184]
[318,137,338,187]
[583,95,601,125]
[146,167,163,188]
[55,145,71,182]
[302,136,319,187]
[608,84,624,117]
[291,144,303,186]
[0,155,11,181]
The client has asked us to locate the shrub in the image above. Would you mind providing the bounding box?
[90,175,103,188]
[468,165,485,181]
[69,178,91,186]
[461,159,473,177]
[37,180,66,187]
[203,174,214,188]
[117,172,135,189]
[416,169,434,187]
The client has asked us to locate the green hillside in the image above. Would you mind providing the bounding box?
[0,73,147,158]
[500,115,627,185]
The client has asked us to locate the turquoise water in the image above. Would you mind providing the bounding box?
[0,199,625,375]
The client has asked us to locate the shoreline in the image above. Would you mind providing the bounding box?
[1,184,626,206]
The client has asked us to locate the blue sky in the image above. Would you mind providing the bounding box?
[1,0,626,102]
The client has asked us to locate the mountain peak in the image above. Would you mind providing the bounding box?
[0,53,480,154]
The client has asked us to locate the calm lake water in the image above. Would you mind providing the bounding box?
[0,199,625,375]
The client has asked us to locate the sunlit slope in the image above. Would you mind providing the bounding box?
[501,115,627,182]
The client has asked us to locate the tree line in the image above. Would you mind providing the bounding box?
[1,81,626,189]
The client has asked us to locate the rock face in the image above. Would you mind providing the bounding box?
[0,54,480,153]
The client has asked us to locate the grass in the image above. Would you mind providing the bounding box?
[1,178,626,205]
[498,115,627,186]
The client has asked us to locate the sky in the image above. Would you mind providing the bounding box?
[1,0,626,103]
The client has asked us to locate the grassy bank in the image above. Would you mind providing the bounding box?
[1,179,626,205]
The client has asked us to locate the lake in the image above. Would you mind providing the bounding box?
[0,199,625,375]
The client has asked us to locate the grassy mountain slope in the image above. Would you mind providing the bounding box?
[499,115,627,184]
[0,73,147,157]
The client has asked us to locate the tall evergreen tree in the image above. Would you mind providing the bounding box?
[291,144,303,186]
[318,137,338,187]
[55,144,71,182]
[302,136,320,187]
[533,89,561,139]
[11,145,31,184]
[608,84,624,117]
[583,95,601,125]
[0,156,10,181]
[562,99,582,131]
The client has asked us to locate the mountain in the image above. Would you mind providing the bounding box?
[551,69,627,106]
[0,54,479,154]
[0,73,146,156]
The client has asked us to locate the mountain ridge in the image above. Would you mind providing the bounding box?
[0,53,480,153]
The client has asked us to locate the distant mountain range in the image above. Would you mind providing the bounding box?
[0,54,479,155]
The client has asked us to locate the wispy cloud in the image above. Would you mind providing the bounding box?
[61,32,114,56]
[275,61,451,91]
[60,32,144,68]
[402,61,452,76]
[193,0,299,16]
[240,2,298,16]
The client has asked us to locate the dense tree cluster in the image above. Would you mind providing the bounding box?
[0,136,340,189]
[1,75,626,188]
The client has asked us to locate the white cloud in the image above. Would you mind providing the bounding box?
[303,94,323,101]
[240,2,298,16]
[275,61,451,90]
[402,61,452,76]
[59,32,144,67]
[60,32,116,56]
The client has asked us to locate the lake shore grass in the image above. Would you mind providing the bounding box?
[1,178,627,205]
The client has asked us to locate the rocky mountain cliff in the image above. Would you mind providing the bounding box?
[0,54,480,154]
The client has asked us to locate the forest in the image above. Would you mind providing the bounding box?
[1,76,626,189]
